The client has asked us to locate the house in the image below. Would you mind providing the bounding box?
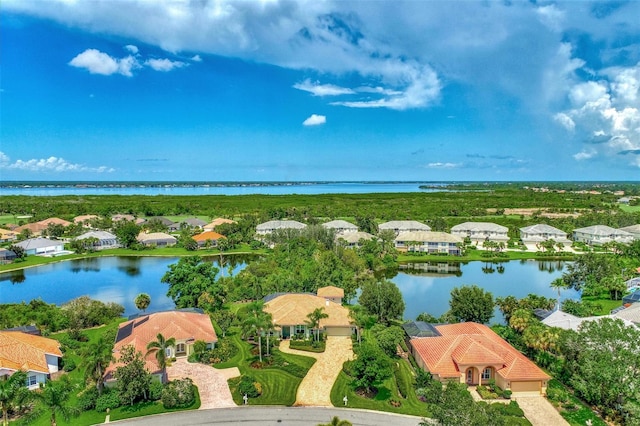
[0,228,18,243]
[622,289,640,305]
[316,286,344,304]
[14,222,48,237]
[619,224,640,239]
[73,215,99,227]
[0,331,62,390]
[572,225,635,245]
[255,220,307,235]
[14,238,64,256]
[76,231,120,250]
[542,310,636,330]
[37,217,72,227]
[394,231,462,255]
[264,288,354,339]
[0,248,17,264]
[179,218,207,229]
[105,310,217,384]
[519,224,572,249]
[203,218,237,232]
[612,303,640,325]
[378,220,431,236]
[137,232,177,247]
[112,214,136,222]
[450,222,509,244]
[407,322,550,395]
[322,220,358,234]
[192,231,226,248]
[336,231,375,248]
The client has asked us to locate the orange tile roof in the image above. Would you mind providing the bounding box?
[410,322,550,381]
[193,231,226,242]
[265,294,352,328]
[316,286,344,298]
[105,311,217,379]
[204,218,236,229]
[0,332,62,374]
[37,217,72,227]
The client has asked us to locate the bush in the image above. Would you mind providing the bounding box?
[161,378,195,409]
[149,380,164,401]
[237,375,261,398]
[394,363,412,399]
[95,390,121,412]
[77,387,99,411]
[62,357,76,372]
[201,338,238,364]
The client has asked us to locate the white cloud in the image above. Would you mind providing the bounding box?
[125,44,139,54]
[0,151,114,173]
[536,5,565,32]
[573,151,596,161]
[554,113,575,131]
[191,54,202,62]
[69,49,138,76]
[302,114,326,126]
[293,80,355,96]
[145,58,187,72]
[426,162,461,169]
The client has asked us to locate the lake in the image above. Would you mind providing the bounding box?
[0,257,576,322]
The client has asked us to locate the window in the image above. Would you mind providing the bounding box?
[295,325,306,333]
[26,375,37,387]
[176,343,186,353]
[482,368,492,380]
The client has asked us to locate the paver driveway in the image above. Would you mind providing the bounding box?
[512,395,569,426]
[279,336,354,406]
[167,358,240,409]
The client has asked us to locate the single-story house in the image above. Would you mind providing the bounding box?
[76,231,120,250]
[105,310,217,384]
[255,220,307,235]
[203,218,237,232]
[192,231,226,248]
[0,248,17,264]
[137,232,177,247]
[541,310,636,331]
[316,285,344,304]
[14,238,64,256]
[0,228,18,243]
[519,224,572,248]
[408,322,550,395]
[37,217,72,227]
[573,225,635,246]
[147,217,175,227]
[112,214,136,222]
[264,288,354,339]
[394,231,462,255]
[619,224,640,239]
[612,303,640,325]
[378,220,431,236]
[451,222,509,244]
[14,223,48,237]
[73,215,99,227]
[179,218,207,229]
[0,331,62,390]
[336,231,375,248]
[322,220,358,234]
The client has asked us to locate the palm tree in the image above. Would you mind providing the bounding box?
[305,307,329,342]
[33,377,78,426]
[0,371,27,426]
[241,301,270,362]
[509,309,534,332]
[134,293,151,312]
[79,335,114,395]
[550,278,567,310]
[146,333,176,380]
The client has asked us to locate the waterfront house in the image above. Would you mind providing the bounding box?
[76,230,120,250]
[0,331,62,390]
[450,222,509,244]
[264,288,354,339]
[322,220,358,234]
[105,310,217,384]
[336,231,375,248]
[394,231,462,255]
[255,220,307,235]
[192,231,226,248]
[407,322,550,395]
[378,220,431,236]
[14,222,48,237]
[137,232,177,247]
[619,224,640,239]
[519,224,572,249]
[203,218,237,232]
[14,238,64,256]
[0,248,17,264]
[572,225,635,245]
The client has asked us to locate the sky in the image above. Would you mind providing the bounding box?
[1,0,640,182]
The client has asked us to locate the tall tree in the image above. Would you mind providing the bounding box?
[33,376,78,426]
[0,371,27,426]
[162,256,225,309]
[79,336,114,395]
[549,278,567,309]
[241,301,272,362]
[134,293,151,312]
[115,345,152,406]
[305,308,329,342]
[358,279,405,325]
[112,220,141,249]
[449,285,494,324]
[146,333,176,380]
[349,342,392,393]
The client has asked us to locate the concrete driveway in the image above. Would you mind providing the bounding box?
[279,336,354,406]
[167,358,240,409]
[512,395,569,426]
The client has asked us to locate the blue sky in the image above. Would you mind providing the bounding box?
[1,1,639,181]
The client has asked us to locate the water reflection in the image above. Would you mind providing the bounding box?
[399,262,462,277]
[0,270,26,284]
[69,258,101,273]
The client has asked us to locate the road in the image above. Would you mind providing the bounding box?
[111,406,425,426]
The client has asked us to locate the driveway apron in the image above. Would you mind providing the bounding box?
[167,358,240,409]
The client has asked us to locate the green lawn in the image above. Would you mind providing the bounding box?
[581,295,623,315]
[619,205,640,213]
[397,249,575,263]
[546,380,607,426]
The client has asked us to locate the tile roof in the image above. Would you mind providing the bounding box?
[37,217,72,227]
[107,311,217,378]
[73,215,99,223]
[322,220,358,230]
[574,225,633,237]
[451,222,508,233]
[337,231,375,244]
[193,231,225,242]
[395,231,462,244]
[316,286,344,298]
[14,238,64,250]
[520,224,567,236]
[264,294,352,328]
[379,221,431,231]
[204,218,237,229]
[77,231,117,240]
[410,322,550,381]
[256,220,307,231]
[137,232,177,243]
[0,331,62,374]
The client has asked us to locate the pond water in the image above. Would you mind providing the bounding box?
[0,257,577,322]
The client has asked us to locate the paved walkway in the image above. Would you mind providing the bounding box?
[279,336,354,406]
[167,358,240,409]
[512,395,569,426]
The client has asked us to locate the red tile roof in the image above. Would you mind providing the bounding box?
[193,231,225,242]
[410,322,550,381]
[0,332,62,374]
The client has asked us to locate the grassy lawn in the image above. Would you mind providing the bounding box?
[546,380,607,426]
[397,249,574,263]
[619,205,640,213]
[330,358,428,417]
[581,295,622,315]
[109,388,200,421]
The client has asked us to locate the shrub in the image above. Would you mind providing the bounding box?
[77,387,99,411]
[95,390,121,412]
[394,364,411,399]
[201,338,238,364]
[149,380,164,401]
[62,357,76,372]
[162,378,195,409]
[502,389,512,399]
[237,375,261,398]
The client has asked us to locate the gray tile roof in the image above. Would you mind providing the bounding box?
[14,238,64,250]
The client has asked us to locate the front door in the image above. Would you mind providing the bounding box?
[466,368,473,384]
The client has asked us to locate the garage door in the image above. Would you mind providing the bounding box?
[511,381,541,393]
[326,326,353,336]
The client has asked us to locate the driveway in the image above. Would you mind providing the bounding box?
[512,395,569,426]
[167,358,240,409]
[279,336,354,406]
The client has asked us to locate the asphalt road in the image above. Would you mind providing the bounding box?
[111,406,425,426]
